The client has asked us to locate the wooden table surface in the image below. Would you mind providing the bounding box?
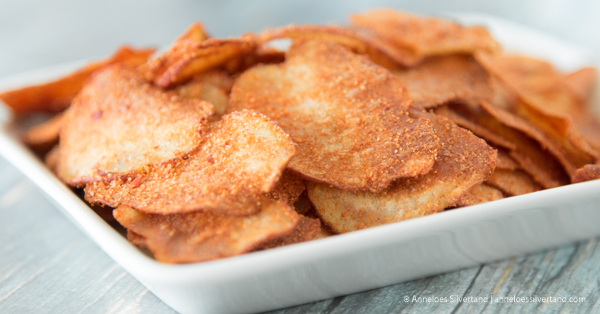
[1,1,600,313]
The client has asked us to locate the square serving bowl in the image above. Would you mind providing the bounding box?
[1,13,599,314]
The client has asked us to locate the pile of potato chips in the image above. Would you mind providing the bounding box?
[3,9,599,264]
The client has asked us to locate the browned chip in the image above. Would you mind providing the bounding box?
[175,70,234,118]
[127,231,149,250]
[455,183,503,207]
[394,54,493,109]
[144,23,255,88]
[437,102,569,188]
[350,9,500,67]
[57,65,214,186]
[496,147,520,170]
[564,67,597,101]
[486,169,541,196]
[44,145,60,174]
[114,197,299,263]
[476,52,600,165]
[572,164,600,183]
[307,110,496,233]
[265,170,306,206]
[85,110,295,216]
[0,46,155,115]
[21,112,65,152]
[228,40,440,192]
[257,215,321,250]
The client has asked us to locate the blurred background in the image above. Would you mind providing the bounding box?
[2,0,600,77]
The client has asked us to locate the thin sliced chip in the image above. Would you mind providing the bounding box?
[114,197,299,263]
[308,110,496,233]
[564,67,597,101]
[394,54,493,109]
[438,101,569,188]
[44,145,60,174]
[127,231,149,250]
[21,112,65,151]
[86,110,295,216]
[257,215,321,250]
[0,46,155,114]
[176,70,234,118]
[145,23,255,88]
[486,169,541,196]
[350,9,500,67]
[476,52,599,165]
[496,147,520,170]
[228,40,440,192]
[572,164,600,183]
[57,65,214,186]
[265,170,306,206]
[455,183,503,207]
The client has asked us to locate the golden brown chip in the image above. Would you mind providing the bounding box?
[496,147,520,170]
[350,9,500,67]
[265,170,306,206]
[228,40,440,192]
[175,70,233,118]
[257,215,321,250]
[144,23,255,88]
[57,65,214,186]
[476,53,599,167]
[44,145,60,174]
[571,164,600,183]
[114,197,299,264]
[21,112,65,151]
[455,183,503,207]
[486,169,541,196]
[394,54,493,109]
[0,46,155,115]
[85,110,295,216]
[564,67,597,101]
[308,110,496,233]
[437,102,569,188]
[127,230,149,250]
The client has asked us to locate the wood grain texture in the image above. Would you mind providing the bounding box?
[1,154,599,313]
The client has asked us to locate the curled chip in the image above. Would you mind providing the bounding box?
[0,46,155,114]
[455,183,503,207]
[114,197,299,263]
[265,170,306,206]
[257,215,321,250]
[175,70,234,119]
[229,40,440,192]
[564,67,597,101]
[308,110,496,233]
[57,65,214,186]
[572,164,600,183]
[495,147,520,170]
[145,23,256,88]
[21,112,65,152]
[350,9,500,67]
[394,54,493,109]
[86,110,295,216]
[486,169,541,196]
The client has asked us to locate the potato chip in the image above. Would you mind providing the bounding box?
[437,102,569,188]
[44,145,60,174]
[144,23,255,88]
[308,110,495,233]
[113,197,299,263]
[0,46,155,114]
[564,67,597,101]
[127,231,149,250]
[486,169,541,196]
[257,215,321,250]
[394,54,493,109]
[21,112,65,151]
[85,110,295,216]
[265,170,306,206]
[572,164,600,183]
[349,9,500,67]
[175,70,233,118]
[228,40,440,192]
[57,65,214,186]
[495,147,520,170]
[455,183,503,207]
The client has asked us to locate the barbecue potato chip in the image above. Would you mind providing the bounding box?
[228,40,440,192]
[495,147,520,170]
[265,170,306,206]
[57,65,214,186]
[145,23,256,88]
[86,110,295,216]
[394,54,493,109]
[44,145,60,174]
[175,70,234,118]
[455,183,503,207]
[564,67,597,101]
[308,110,495,233]
[486,169,541,196]
[114,197,299,263]
[572,164,600,183]
[21,112,65,151]
[0,46,155,114]
[350,9,500,67]
[257,215,321,250]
